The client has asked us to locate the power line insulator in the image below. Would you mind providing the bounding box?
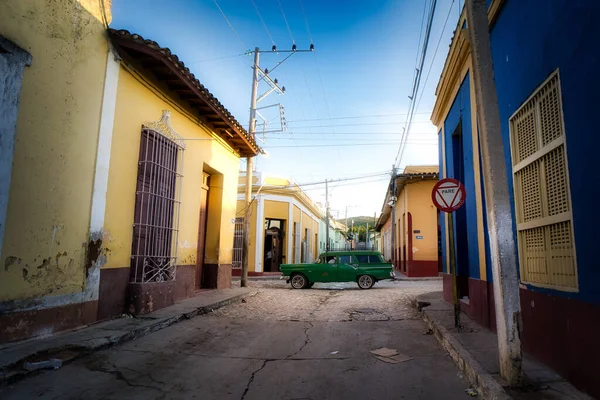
[264,68,269,74]
[282,86,286,93]
[274,78,278,84]
[272,45,277,51]
[292,44,297,51]
[310,44,314,51]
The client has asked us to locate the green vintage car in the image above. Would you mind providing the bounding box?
[280,250,395,289]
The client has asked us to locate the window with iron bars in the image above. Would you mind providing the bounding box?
[130,129,184,283]
[232,217,244,269]
[509,70,577,291]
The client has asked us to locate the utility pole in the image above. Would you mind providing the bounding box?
[241,44,314,288]
[465,0,523,386]
[374,212,377,250]
[241,48,260,288]
[325,179,330,252]
[390,167,397,269]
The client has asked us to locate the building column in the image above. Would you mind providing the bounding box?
[88,44,120,302]
[254,194,264,272]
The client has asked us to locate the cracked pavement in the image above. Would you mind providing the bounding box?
[0,280,472,399]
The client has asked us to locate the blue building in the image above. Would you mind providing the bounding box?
[432,0,600,397]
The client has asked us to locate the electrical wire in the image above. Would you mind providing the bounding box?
[414,0,457,113]
[260,137,437,141]
[277,0,296,44]
[250,0,276,45]
[298,0,314,44]
[284,121,433,129]
[258,131,438,140]
[263,142,438,148]
[186,53,247,65]
[213,0,247,50]
[285,112,432,123]
[394,0,438,169]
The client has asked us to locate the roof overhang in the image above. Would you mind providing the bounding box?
[108,29,261,157]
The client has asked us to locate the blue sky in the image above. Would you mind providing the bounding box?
[111,0,460,218]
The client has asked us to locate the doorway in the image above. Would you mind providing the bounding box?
[451,120,469,299]
[264,219,285,272]
[195,172,209,289]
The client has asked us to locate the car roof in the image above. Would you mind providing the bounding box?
[319,251,382,256]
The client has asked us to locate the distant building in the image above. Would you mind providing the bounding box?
[236,173,322,274]
[432,1,600,396]
[376,166,439,277]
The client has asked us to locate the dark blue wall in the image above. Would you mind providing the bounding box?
[490,0,600,304]
[438,129,448,273]
[443,73,481,280]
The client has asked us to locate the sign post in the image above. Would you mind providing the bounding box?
[432,178,466,329]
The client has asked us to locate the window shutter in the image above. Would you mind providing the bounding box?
[509,71,577,291]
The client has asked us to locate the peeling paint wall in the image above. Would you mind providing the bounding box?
[0,0,111,306]
[102,67,240,273]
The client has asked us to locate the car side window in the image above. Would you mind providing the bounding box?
[326,256,336,264]
[338,255,352,264]
[356,255,369,263]
[368,255,383,263]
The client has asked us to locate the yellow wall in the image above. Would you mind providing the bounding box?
[264,177,290,186]
[395,188,408,260]
[0,0,111,302]
[264,200,288,220]
[102,67,240,272]
[407,180,438,261]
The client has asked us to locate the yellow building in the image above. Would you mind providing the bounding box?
[0,0,114,343]
[0,0,259,342]
[235,173,323,274]
[99,30,260,318]
[376,166,440,277]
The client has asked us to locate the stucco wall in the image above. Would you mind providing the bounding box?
[102,67,240,272]
[0,0,110,305]
[407,180,438,261]
[491,0,600,305]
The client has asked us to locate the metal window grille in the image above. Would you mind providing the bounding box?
[232,217,244,269]
[306,228,311,262]
[293,222,301,263]
[509,71,577,291]
[130,111,185,283]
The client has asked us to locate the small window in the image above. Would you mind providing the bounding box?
[368,255,383,263]
[339,255,352,264]
[355,255,369,263]
[509,70,577,291]
[326,256,336,264]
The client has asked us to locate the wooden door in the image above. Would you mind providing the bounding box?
[195,173,210,289]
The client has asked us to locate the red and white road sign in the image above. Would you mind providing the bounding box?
[432,178,466,213]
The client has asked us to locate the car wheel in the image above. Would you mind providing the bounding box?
[357,275,375,289]
[291,273,308,289]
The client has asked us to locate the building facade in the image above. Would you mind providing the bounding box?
[98,30,259,318]
[0,0,259,342]
[235,173,322,274]
[433,0,600,396]
[0,0,114,343]
[376,166,439,277]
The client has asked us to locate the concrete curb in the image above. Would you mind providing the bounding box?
[410,297,512,400]
[0,290,256,387]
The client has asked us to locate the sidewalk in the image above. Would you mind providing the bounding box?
[0,287,256,386]
[411,291,592,400]
[394,271,442,281]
